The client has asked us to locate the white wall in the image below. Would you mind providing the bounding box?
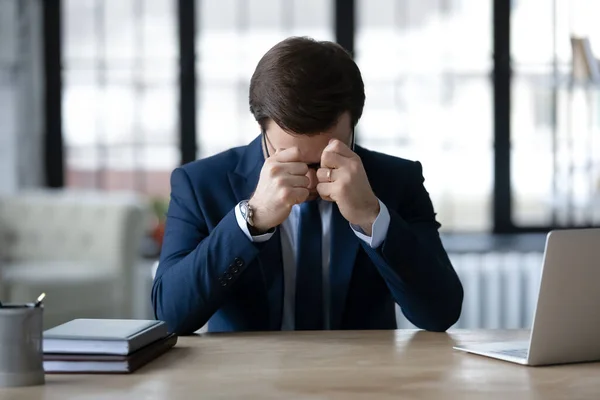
[0,0,44,195]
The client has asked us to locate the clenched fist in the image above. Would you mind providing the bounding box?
[248,147,310,232]
[316,139,380,235]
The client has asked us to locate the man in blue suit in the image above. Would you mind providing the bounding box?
[152,37,463,335]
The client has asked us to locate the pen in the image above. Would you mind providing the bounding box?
[33,293,46,308]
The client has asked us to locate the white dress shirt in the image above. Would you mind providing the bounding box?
[235,199,390,330]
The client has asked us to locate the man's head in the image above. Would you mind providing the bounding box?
[249,36,365,136]
[249,36,365,198]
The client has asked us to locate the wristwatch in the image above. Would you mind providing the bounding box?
[239,200,273,235]
[239,200,255,227]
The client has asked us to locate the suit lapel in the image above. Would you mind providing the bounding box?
[329,203,360,330]
[227,135,284,330]
[227,136,263,202]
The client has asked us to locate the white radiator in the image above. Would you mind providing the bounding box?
[396,252,545,329]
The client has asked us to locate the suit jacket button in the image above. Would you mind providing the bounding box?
[229,264,239,274]
[224,273,233,281]
[234,258,244,268]
[219,279,228,287]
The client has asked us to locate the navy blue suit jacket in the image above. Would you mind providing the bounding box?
[152,136,463,335]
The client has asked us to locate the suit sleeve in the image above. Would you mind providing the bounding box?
[360,161,464,332]
[151,167,264,335]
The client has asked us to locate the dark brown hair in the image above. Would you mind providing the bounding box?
[249,36,365,135]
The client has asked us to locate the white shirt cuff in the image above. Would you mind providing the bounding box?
[350,199,390,249]
[234,202,275,243]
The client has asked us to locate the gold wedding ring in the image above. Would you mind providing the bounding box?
[326,169,332,182]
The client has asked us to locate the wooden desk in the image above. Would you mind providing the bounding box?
[1,330,599,399]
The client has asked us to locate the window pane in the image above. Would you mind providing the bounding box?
[199,0,237,31]
[64,0,97,61]
[63,84,100,146]
[247,0,284,30]
[141,146,179,171]
[511,0,600,227]
[357,0,493,232]
[105,61,135,83]
[105,146,137,191]
[101,86,135,145]
[198,82,245,157]
[292,0,332,32]
[196,0,334,159]
[357,0,395,28]
[142,61,177,82]
[140,87,177,144]
[66,145,176,199]
[65,146,102,189]
[143,0,177,59]
[63,0,178,198]
[140,146,179,197]
[103,0,136,60]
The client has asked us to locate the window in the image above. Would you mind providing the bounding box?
[51,0,599,233]
[195,0,334,158]
[511,0,600,227]
[62,0,178,198]
[356,0,493,232]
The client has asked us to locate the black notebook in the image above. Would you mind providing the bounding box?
[44,334,178,374]
[43,319,169,355]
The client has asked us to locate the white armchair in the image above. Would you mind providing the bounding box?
[0,190,148,328]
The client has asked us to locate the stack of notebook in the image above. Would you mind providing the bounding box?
[42,319,177,374]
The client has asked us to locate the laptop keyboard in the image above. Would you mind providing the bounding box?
[493,348,529,359]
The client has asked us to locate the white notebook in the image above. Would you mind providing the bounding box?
[43,319,168,355]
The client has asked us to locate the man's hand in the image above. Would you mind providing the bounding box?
[249,147,310,232]
[316,139,380,235]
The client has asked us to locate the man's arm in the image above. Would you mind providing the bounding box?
[316,139,463,332]
[153,146,316,334]
[359,161,464,332]
[151,167,263,335]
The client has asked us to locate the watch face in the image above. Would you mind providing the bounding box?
[240,201,249,221]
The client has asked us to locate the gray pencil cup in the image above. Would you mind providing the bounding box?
[0,304,45,387]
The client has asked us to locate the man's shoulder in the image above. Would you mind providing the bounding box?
[357,145,420,173]
[357,146,431,211]
[178,144,247,181]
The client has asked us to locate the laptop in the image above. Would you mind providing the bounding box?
[453,228,600,366]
